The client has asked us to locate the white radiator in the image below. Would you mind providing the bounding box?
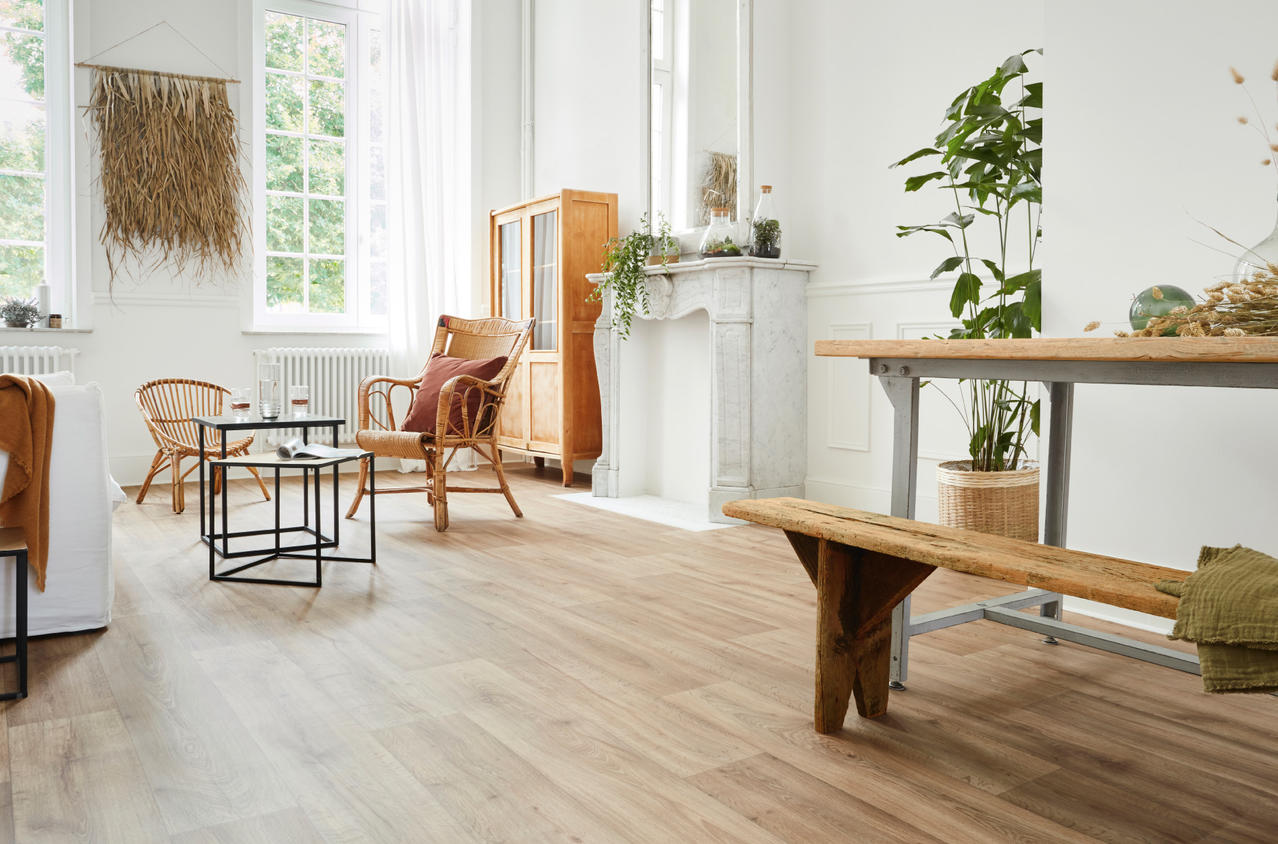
[0,345,78,376]
[252,346,391,444]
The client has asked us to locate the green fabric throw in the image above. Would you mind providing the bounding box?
[1155,545,1278,693]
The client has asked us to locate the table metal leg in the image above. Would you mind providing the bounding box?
[274,468,281,557]
[368,457,377,563]
[313,467,323,587]
[198,425,206,539]
[208,468,216,579]
[331,424,340,545]
[1041,381,1075,627]
[880,374,920,688]
[220,437,229,558]
[14,550,26,699]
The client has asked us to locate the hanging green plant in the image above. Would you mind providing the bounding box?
[590,213,679,339]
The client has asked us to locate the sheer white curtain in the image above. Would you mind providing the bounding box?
[386,0,471,375]
[386,0,471,470]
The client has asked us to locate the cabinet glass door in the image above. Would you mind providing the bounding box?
[531,210,558,350]
[498,221,521,318]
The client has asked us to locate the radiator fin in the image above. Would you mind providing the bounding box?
[252,347,391,444]
[0,345,78,376]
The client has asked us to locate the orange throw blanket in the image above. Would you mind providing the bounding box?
[0,375,54,591]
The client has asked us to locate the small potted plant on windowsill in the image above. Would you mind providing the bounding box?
[1,296,42,328]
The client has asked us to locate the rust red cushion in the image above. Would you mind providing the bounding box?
[401,353,508,434]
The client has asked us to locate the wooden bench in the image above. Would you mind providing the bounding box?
[722,497,1184,733]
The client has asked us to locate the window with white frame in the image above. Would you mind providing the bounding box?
[254,0,386,329]
[0,0,70,313]
[650,0,673,221]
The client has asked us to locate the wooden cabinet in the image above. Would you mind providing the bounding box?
[489,189,616,486]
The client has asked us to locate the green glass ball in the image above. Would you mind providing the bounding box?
[1129,285,1195,334]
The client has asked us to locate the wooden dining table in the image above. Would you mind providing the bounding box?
[815,336,1278,689]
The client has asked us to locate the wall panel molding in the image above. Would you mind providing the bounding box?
[825,321,872,452]
[806,277,950,298]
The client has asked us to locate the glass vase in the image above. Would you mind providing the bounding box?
[1234,192,1278,283]
[749,185,781,259]
[258,363,281,418]
[698,208,743,259]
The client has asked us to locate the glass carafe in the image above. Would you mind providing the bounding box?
[698,207,743,259]
[749,185,781,259]
[1234,192,1278,284]
[258,363,281,418]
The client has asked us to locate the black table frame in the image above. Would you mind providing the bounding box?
[194,414,344,559]
[205,452,376,587]
[193,415,373,587]
[0,545,26,700]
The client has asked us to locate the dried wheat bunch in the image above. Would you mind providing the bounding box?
[698,151,737,226]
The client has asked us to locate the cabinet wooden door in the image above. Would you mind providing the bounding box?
[526,205,562,452]
[493,211,527,449]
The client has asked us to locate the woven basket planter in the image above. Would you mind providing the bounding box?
[936,460,1039,542]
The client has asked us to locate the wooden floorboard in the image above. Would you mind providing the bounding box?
[3,464,1275,842]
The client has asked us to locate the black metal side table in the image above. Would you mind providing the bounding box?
[205,450,376,587]
[193,413,345,558]
[0,528,29,699]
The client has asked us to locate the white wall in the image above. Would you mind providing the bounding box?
[798,0,1046,523]
[472,0,522,310]
[1043,0,1278,629]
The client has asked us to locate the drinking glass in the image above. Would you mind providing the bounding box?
[228,387,251,420]
[289,384,310,417]
[258,363,281,418]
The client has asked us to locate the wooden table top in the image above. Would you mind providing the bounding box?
[815,337,1278,363]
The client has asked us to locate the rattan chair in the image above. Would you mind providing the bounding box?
[345,315,534,531]
[135,378,271,513]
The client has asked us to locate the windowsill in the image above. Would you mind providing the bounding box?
[242,327,388,336]
[0,326,91,334]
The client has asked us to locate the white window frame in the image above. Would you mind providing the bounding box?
[0,0,73,321]
[649,0,673,223]
[251,0,385,332]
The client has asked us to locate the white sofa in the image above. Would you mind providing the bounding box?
[0,374,124,637]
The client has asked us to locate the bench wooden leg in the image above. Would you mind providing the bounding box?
[812,538,935,732]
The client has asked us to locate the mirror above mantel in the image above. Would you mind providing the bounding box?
[645,0,752,245]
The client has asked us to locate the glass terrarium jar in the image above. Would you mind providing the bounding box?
[749,185,781,259]
[1234,192,1278,284]
[699,207,743,259]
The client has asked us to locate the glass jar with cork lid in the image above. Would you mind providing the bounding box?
[749,185,781,259]
[698,207,743,259]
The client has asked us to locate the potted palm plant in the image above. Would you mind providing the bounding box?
[893,49,1043,540]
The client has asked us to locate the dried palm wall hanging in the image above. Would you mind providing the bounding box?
[698,151,737,226]
[86,67,246,285]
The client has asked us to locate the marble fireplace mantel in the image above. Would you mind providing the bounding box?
[588,256,816,522]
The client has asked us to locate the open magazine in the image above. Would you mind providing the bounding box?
[276,437,363,460]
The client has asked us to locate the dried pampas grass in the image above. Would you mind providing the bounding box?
[698,151,737,225]
[87,67,246,286]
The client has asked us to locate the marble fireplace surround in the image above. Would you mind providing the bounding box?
[588,256,816,523]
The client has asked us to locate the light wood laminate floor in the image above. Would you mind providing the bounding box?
[3,465,1275,842]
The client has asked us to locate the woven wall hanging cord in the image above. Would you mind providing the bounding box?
[75,20,240,83]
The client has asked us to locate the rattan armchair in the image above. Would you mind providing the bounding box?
[134,378,271,513]
[345,315,534,531]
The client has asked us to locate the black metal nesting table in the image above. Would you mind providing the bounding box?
[0,528,27,700]
[193,414,375,587]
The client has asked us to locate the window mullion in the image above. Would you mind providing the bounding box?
[301,16,311,313]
